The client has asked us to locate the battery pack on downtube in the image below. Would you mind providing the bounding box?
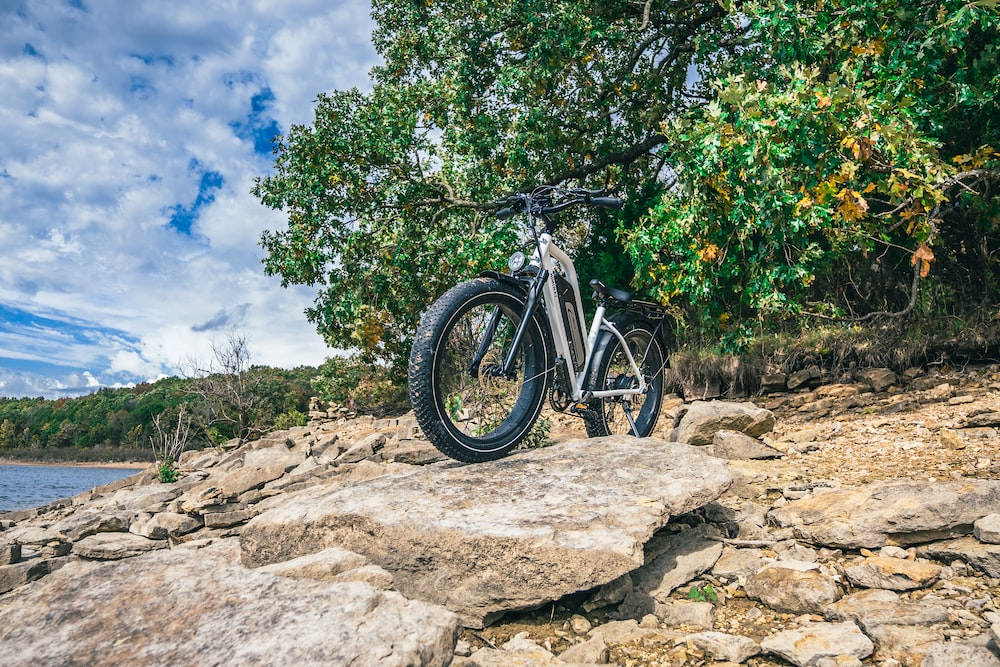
[500,269,549,377]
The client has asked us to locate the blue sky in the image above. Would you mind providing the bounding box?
[0,1,379,398]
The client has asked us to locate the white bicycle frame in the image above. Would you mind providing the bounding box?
[529,229,648,403]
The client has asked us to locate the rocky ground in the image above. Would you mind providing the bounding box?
[466,363,1000,666]
[3,362,1000,666]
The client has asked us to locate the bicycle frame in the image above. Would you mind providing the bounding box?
[505,221,648,404]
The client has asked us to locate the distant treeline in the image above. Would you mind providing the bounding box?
[0,366,317,461]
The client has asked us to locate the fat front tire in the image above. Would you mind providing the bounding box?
[408,277,551,462]
[584,319,666,438]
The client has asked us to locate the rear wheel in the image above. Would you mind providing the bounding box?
[409,277,551,462]
[584,319,666,438]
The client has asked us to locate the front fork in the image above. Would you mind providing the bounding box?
[468,270,549,378]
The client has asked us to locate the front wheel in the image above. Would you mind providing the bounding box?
[409,277,551,462]
[585,318,667,438]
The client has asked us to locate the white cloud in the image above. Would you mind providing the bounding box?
[0,0,379,397]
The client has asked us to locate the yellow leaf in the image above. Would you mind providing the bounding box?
[699,243,721,263]
[911,243,935,278]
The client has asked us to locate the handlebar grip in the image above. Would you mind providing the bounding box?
[495,207,516,220]
[589,196,623,210]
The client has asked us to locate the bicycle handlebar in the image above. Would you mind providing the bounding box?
[493,187,622,219]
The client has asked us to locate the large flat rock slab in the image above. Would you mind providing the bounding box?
[240,436,732,627]
[0,539,458,667]
[768,478,1000,548]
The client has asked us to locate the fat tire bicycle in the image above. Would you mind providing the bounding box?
[408,185,674,462]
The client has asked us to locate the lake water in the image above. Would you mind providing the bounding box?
[0,464,145,513]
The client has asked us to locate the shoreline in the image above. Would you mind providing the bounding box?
[0,459,149,470]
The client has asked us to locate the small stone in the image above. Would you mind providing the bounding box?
[843,556,941,591]
[939,429,967,450]
[974,514,1000,545]
[685,631,760,663]
[569,614,592,635]
[760,622,874,666]
[745,561,842,614]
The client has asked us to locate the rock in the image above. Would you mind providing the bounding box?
[582,573,631,612]
[257,547,395,589]
[241,437,732,628]
[686,631,760,663]
[670,401,776,446]
[181,466,286,512]
[921,537,1000,577]
[72,532,168,560]
[336,433,386,464]
[855,368,898,392]
[760,622,874,667]
[242,444,304,471]
[825,589,952,661]
[0,559,49,594]
[975,514,1000,544]
[768,478,1000,548]
[654,600,716,630]
[712,547,773,579]
[203,507,257,528]
[0,539,459,667]
[0,540,21,565]
[787,365,822,391]
[89,484,182,512]
[632,524,724,603]
[50,510,130,541]
[711,430,784,460]
[131,511,202,539]
[744,561,842,614]
[825,589,951,627]
[843,556,941,591]
[939,429,967,450]
[380,439,448,465]
[557,635,609,664]
[760,373,788,393]
[920,639,1000,666]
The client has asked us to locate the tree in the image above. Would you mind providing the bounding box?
[184,329,268,444]
[625,0,1000,347]
[254,0,736,372]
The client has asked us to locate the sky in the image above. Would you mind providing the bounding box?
[0,0,380,398]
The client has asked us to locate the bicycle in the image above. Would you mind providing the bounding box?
[408,185,673,462]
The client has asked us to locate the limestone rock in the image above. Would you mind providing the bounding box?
[855,368,898,392]
[182,466,286,512]
[241,437,732,628]
[975,513,1000,544]
[686,631,760,663]
[0,540,20,565]
[921,537,1000,577]
[50,510,130,541]
[669,401,776,446]
[760,622,874,667]
[0,539,459,667]
[257,547,394,589]
[654,600,716,630]
[712,547,774,579]
[72,532,168,560]
[632,524,724,603]
[744,561,842,614]
[89,484,181,512]
[768,478,1000,548]
[843,556,941,591]
[711,430,784,460]
[920,640,1000,667]
[824,589,951,661]
[131,511,202,539]
[0,559,49,594]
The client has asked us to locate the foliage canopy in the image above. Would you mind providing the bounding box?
[256,0,1000,367]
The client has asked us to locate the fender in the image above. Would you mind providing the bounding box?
[479,270,530,295]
